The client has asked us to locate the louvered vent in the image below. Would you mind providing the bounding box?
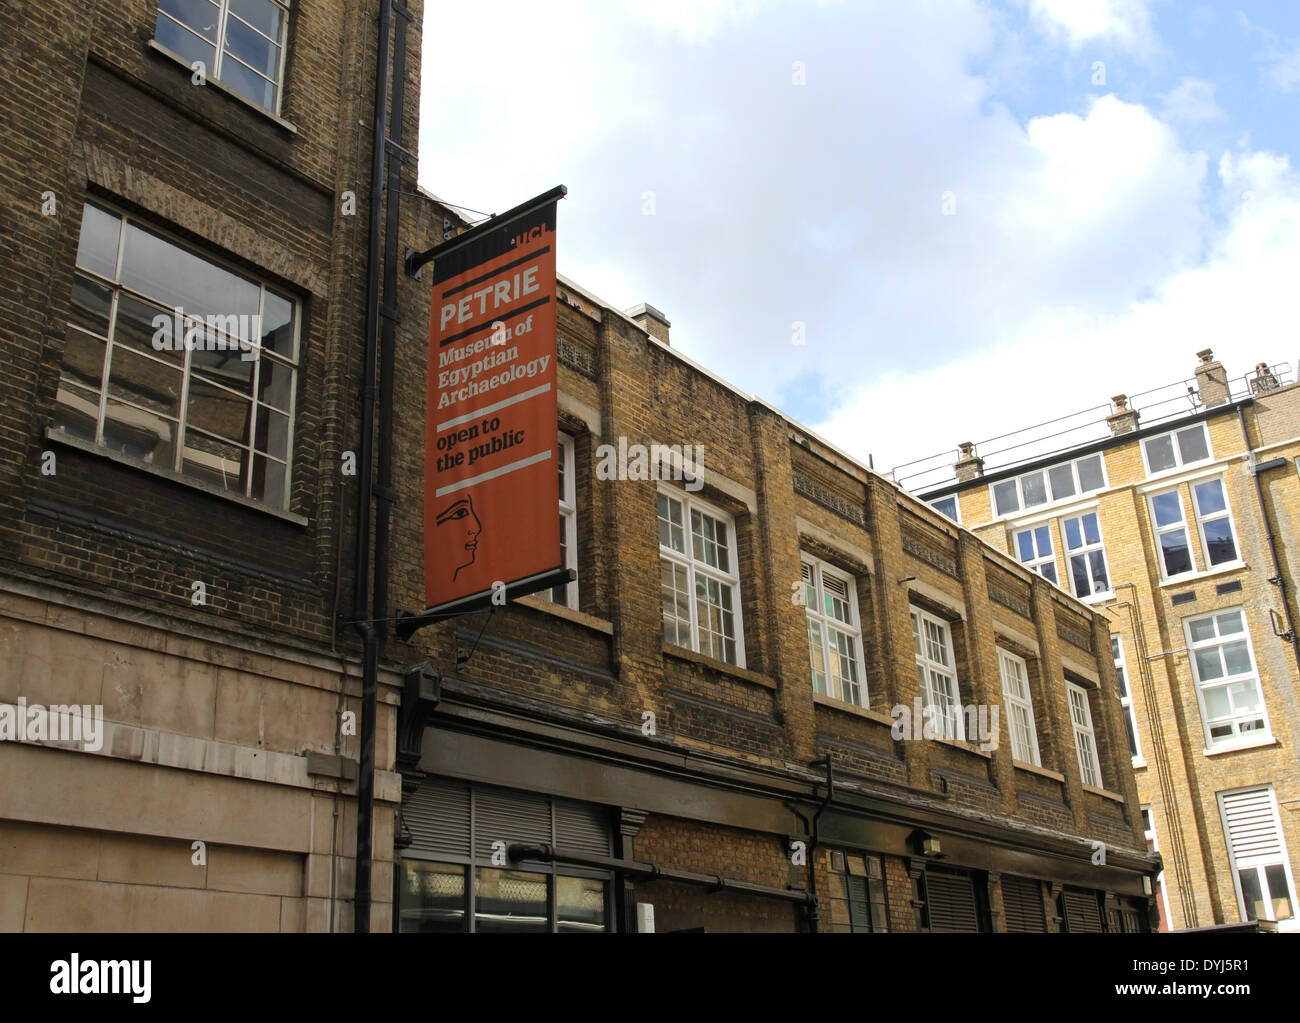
[555,798,612,857]
[1221,788,1283,864]
[1002,875,1047,933]
[926,869,980,932]
[1062,889,1104,932]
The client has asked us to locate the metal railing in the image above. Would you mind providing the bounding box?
[890,361,1296,494]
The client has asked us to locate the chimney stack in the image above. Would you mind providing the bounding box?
[1194,348,1230,407]
[626,303,671,347]
[1107,394,1140,436]
[953,441,984,482]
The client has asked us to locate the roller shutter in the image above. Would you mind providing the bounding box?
[1061,888,1104,933]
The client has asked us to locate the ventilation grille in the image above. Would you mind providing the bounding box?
[1002,875,1047,933]
[926,869,980,932]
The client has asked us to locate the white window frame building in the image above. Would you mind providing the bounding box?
[1067,682,1102,788]
[801,554,866,707]
[910,607,963,741]
[998,648,1040,767]
[1184,609,1270,750]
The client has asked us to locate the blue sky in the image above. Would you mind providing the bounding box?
[418,1,1300,479]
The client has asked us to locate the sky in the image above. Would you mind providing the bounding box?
[417,0,1300,488]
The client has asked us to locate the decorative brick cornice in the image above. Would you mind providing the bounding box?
[989,583,1031,617]
[901,531,958,578]
[1056,620,1093,653]
[558,333,596,378]
[792,470,866,528]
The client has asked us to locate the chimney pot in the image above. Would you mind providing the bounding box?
[953,441,984,482]
[1107,393,1140,436]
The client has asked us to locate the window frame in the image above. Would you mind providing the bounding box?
[1111,635,1143,765]
[987,452,1108,519]
[929,495,959,524]
[997,647,1040,767]
[1066,682,1102,788]
[1190,476,1241,571]
[801,554,867,707]
[1013,522,1059,585]
[1217,785,1297,928]
[909,606,963,741]
[1148,486,1196,580]
[55,201,299,511]
[1060,509,1112,600]
[538,432,578,608]
[154,0,292,116]
[1184,608,1270,749]
[657,486,746,668]
[1141,421,1213,479]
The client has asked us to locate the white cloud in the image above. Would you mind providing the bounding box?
[1024,0,1157,57]
[1161,76,1223,122]
[1266,47,1300,92]
[816,142,1300,478]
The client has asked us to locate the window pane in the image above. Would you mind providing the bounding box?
[1222,641,1252,677]
[75,205,121,278]
[1177,426,1209,464]
[1145,435,1176,472]
[1049,464,1076,501]
[219,51,278,109]
[1016,531,1034,562]
[60,330,107,393]
[103,398,176,466]
[1064,517,1082,550]
[186,376,252,446]
[1077,454,1104,492]
[115,295,183,364]
[52,381,101,442]
[1216,611,1244,635]
[557,876,606,933]
[106,347,183,418]
[229,0,284,39]
[1239,868,1264,922]
[993,480,1018,515]
[1188,616,1217,643]
[224,10,281,78]
[182,430,247,493]
[159,0,220,40]
[257,357,293,412]
[250,453,287,507]
[1265,864,1293,920]
[253,405,290,460]
[1070,555,1090,595]
[69,276,113,339]
[1040,563,1057,584]
[1195,648,1224,681]
[1160,529,1193,576]
[932,496,957,521]
[121,221,260,321]
[474,868,548,933]
[1194,479,1226,515]
[399,861,465,933]
[1034,525,1052,554]
[154,16,218,70]
[261,291,295,359]
[1203,518,1237,565]
[1021,472,1047,507]
[1082,513,1100,546]
[1151,491,1182,528]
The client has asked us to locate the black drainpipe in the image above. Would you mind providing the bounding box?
[1237,405,1300,678]
[354,0,410,934]
[805,756,834,934]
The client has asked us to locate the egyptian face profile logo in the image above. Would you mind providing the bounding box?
[436,494,482,581]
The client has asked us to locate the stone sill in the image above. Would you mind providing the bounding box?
[1082,783,1126,803]
[1203,737,1278,757]
[1013,759,1065,783]
[514,593,613,635]
[148,39,299,134]
[1158,562,1247,589]
[812,693,895,726]
[46,428,309,526]
[662,642,775,689]
[933,735,993,759]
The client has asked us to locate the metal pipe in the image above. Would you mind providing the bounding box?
[352,0,394,935]
[805,756,834,934]
[506,844,814,906]
[1237,405,1300,678]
